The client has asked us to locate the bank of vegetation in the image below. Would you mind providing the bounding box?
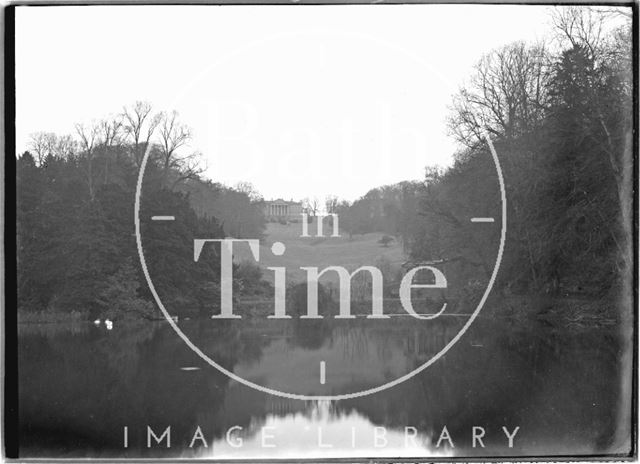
[17,102,266,321]
[334,8,632,319]
[16,7,632,323]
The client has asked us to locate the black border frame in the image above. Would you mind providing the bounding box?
[3,1,638,461]
[5,3,18,460]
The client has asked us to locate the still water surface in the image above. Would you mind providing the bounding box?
[18,315,632,458]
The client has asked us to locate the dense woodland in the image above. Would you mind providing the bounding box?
[16,7,632,321]
[17,103,266,320]
[337,8,632,300]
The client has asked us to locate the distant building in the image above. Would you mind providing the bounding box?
[263,199,304,221]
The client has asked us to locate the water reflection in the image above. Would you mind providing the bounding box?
[18,315,632,458]
[202,400,452,459]
[216,318,466,396]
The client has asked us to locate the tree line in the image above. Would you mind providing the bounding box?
[17,7,632,320]
[17,102,266,320]
[334,7,632,300]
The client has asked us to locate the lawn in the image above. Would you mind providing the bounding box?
[234,221,407,285]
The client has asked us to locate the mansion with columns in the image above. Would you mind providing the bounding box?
[263,199,304,221]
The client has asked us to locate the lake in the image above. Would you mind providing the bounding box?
[17,314,633,459]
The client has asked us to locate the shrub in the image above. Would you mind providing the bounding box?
[97,259,154,320]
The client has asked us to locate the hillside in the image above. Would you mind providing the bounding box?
[234,221,406,286]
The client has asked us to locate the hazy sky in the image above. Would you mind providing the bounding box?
[17,5,559,201]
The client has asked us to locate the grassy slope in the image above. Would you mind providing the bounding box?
[234,222,406,285]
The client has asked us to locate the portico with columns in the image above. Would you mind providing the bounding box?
[264,199,304,221]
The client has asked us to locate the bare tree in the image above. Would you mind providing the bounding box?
[552,6,631,85]
[235,181,263,202]
[168,152,204,189]
[54,134,78,159]
[448,41,551,148]
[154,110,204,188]
[304,197,320,216]
[552,8,632,182]
[95,116,124,186]
[551,7,606,61]
[122,101,161,167]
[28,132,58,165]
[325,195,339,214]
[98,115,124,148]
[75,122,99,200]
[157,111,191,170]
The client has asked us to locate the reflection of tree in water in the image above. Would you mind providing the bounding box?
[194,320,628,457]
[286,282,334,349]
[19,322,90,338]
[19,322,235,457]
[402,319,464,363]
[283,283,460,360]
[92,322,160,377]
[19,313,631,458]
[184,318,269,367]
[337,319,628,456]
[338,323,370,360]
[290,318,331,350]
[286,282,335,316]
